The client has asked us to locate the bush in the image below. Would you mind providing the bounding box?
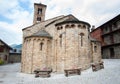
[0,59,4,65]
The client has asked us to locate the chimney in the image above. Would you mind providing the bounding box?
[91,25,95,31]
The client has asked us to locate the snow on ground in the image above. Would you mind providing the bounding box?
[0,59,120,84]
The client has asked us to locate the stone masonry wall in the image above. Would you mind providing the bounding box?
[21,37,52,73]
[21,17,102,73]
[52,23,92,73]
[0,41,10,64]
[91,41,102,62]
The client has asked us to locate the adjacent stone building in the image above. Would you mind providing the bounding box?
[9,45,22,63]
[91,14,120,59]
[21,3,102,73]
[0,39,12,64]
[9,53,21,63]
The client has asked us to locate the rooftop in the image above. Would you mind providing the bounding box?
[27,30,52,38]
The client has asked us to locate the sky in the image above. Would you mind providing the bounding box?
[0,0,120,45]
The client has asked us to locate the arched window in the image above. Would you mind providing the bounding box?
[61,26,63,29]
[83,25,86,28]
[57,27,60,30]
[71,24,75,28]
[42,39,44,41]
[33,39,36,41]
[29,39,31,41]
[40,42,44,50]
[65,25,69,28]
[37,17,41,21]
[79,33,84,46]
[59,34,62,47]
[78,24,81,28]
[38,8,42,14]
[94,46,97,52]
[37,39,40,42]
[57,26,63,30]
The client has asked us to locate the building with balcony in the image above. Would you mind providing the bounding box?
[0,39,12,64]
[91,14,120,59]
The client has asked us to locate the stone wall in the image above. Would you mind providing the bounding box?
[0,42,10,64]
[21,37,52,73]
[54,23,92,72]
[91,41,102,62]
[9,53,21,63]
[21,16,102,73]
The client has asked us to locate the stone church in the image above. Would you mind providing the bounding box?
[21,3,102,73]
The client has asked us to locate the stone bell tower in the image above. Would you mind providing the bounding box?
[33,3,47,24]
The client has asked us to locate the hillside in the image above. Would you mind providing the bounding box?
[10,44,22,53]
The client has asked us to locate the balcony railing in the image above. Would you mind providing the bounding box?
[102,42,120,47]
[102,27,120,36]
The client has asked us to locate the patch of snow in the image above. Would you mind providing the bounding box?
[0,59,120,84]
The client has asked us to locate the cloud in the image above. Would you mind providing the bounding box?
[0,0,33,45]
[0,0,18,14]
[0,0,120,45]
[38,0,120,27]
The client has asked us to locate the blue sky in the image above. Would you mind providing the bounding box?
[0,0,120,45]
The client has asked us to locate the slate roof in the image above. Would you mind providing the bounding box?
[0,39,12,50]
[34,3,47,7]
[22,15,65,30]
[27,30,52,38]
[55,14,90,27]
[89,36,100,42]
